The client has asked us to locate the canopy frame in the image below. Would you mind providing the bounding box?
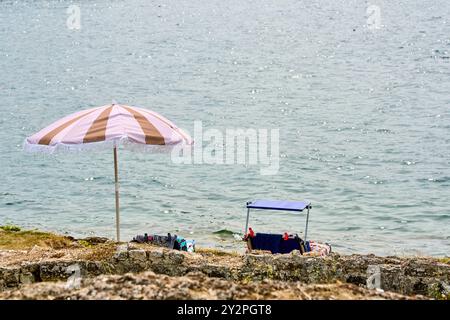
[244,199,312,241]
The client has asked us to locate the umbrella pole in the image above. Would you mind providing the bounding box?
[113,146,120,242]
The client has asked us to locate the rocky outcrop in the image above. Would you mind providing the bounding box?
[241,253,450,298]
[0,243,448,299]
[0,271,417,300]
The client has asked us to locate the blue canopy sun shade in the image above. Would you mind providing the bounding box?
[245,199,312,241]
[246,199,311,212]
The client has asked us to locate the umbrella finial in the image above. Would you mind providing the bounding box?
[111,99,118,106]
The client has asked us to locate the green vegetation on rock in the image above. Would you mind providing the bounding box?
[0,226,73,250]
[0,225,21,232]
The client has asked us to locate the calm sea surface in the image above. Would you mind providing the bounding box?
[1,0,449,256]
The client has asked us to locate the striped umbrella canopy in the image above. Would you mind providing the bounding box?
[24,103,193,241]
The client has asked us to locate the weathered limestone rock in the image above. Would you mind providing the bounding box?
[39,262,77,282]
[0,271,420,300]
[0,243,448,299]
[128,249,147,262]
[0,267,20,290]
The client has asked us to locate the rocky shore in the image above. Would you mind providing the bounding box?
[0,226,449,300]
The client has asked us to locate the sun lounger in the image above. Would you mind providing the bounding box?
[244,199,312,254]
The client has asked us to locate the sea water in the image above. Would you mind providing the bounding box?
[0,0,449,256]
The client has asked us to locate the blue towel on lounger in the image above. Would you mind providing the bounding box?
[250,233,283,253]
[279,237,302,254]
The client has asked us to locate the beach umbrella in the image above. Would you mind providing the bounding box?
[24,103,193,241]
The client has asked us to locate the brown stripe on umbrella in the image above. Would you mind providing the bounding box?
[122,106,165,145]
[133,107,191,143]
[83,106,114,143]
[38,109,98,145]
